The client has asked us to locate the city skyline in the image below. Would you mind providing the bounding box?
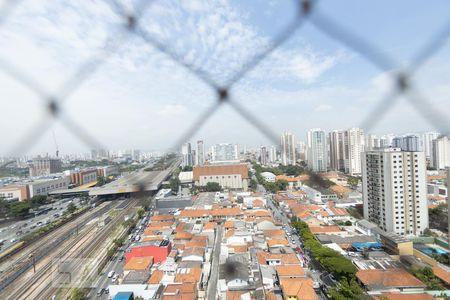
[0,0,449,155]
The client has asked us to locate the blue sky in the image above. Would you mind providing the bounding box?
[0,0,449,155]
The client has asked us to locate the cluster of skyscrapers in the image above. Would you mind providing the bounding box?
[181,141,239,167]
[257,130,449,174]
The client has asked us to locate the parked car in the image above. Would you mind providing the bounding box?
[10,238,17,243]
[96,289,104,296]
[107,271,115,278]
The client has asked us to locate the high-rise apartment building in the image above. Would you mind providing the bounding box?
[29,157,62,177]
[196,140,205,166]
[211,143,239,163]
[392,135,420,152]
[362,148,428,236]
[365,134,377,151]
[260,146,268,165]
[328,128,364,175]
[280,132,296,166]
[432,135,450,170]
[345,128,365,176]
[329,130,345,171]
[297,141,307,161]
[181,143,194,167]
[268,146,277,163]
[422,132,440,162]
[307,129,327,172]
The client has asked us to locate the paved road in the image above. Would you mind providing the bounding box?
[88,211,150,299]
[0,197,82,252]
[207,224,223,300]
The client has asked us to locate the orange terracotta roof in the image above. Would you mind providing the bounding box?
[225,229,235,238]
[276,175,309,182]
[179,207,243,218]
[175,267,202,283]
[276,265,305,277]
[329,185,352,194]
[226,291,246,300]
[373,293,434,300]
[192,235,208,241]
[280,278,318,300]
[432,266,450,285]
[182,247,205,258]
[202,222,217,230]
[147,270,164,284]
[124,256,153,271]
[151,214,174,222]
[163,283,196,300]
[309,226,341,234]
[267,238,289,247]
[246,210,272,217]
[427,175,446,181]
[356,269,426,288]
[263,230,286,238]
[174,243,185,250]
[224,220,235,228]
[256,252,300,265]
[229,244,248,253]
[174,231,193,240]
[192,164,249,181]
[185,240,207,248]
[142,236,165,242]
[253,199,264,208]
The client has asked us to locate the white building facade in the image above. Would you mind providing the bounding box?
[362,148,428,236]
[432,135,450,170]
[280,132,296,166]
[307,129,327,172]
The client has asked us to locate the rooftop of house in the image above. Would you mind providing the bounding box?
[280,277,318,300]
[124,256,153,271]
[356,268,426,289]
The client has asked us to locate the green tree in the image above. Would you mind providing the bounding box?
[275,179,289,191]
[9,202,31,218]
[29,195,47,207]
[204,182,222,192]
[66,202,77,214]
[347,176,359,189]
[96,176,106,187]
[429,204,448,233]
[70,288,88,300]
[412,267,445,290]
[0,197,10,218]
[182,166,193,171]
[169,176,180,193]
[137,208,145,219]
[249,179,258,191]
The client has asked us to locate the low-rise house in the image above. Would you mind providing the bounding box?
[256,252,300,266]
[181,247,205,262]
[267,238,289,248]
[275,265,305,278]
[356,268,426,293]
[162,283,197,300]
[260,265,276,290]
[220,253,250,290]
[125,240,171,264]
[280,277,318,300]
[124,256,153,272]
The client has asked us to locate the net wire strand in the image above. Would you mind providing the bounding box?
[0,0,447,169]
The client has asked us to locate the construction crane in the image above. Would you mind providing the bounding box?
[52,130,59,158]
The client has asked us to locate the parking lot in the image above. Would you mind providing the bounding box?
[0,197,82,252]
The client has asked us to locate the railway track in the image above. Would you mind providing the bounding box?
[0,201,114,291]
[4,198,139,300]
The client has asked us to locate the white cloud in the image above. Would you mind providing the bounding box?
[314,104,333,112]
[156,104,188,116]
